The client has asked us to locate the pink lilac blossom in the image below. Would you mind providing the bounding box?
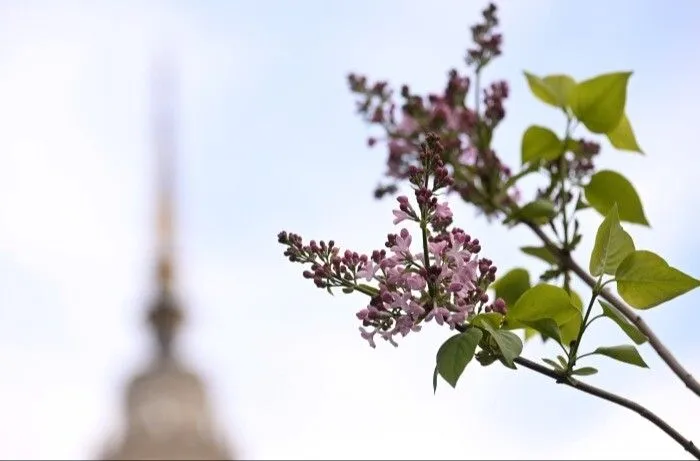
[396,112,420,136]
[278,133,507,349]
[459,146,478,165]
[346,3,526,215]
[350,225,499,348]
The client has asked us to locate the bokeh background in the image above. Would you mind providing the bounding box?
[1,0,699,459]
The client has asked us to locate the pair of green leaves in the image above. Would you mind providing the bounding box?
[518,71,648,227]
[543,355,598,376]
[523,71,642,153]
[433,315,524,392]
[491,270,582,346]
[590,204,700,310]
[550,298,649,374]
[548,203,700,373]
[509,168,651,229]
[489,262,647,370]
[506,284,581,346]
[514,166,649,228]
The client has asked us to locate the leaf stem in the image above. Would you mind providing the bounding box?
[420,172,435,301]
[474,71,481,126]
[585,313,604,329]
[503,164,537,190]
[575,351,595,361]
[558,121,572,247]
[557,118,573,293]
[354,284,379,297]
[514,356,700,459]
[567,288,599,373]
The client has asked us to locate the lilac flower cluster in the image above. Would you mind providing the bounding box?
[346,3,517,217]
[346,2,610,225]
[466,2,502,68]
[279,133,506,348]
[569,139,602,180]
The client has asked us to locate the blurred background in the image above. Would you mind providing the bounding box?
[1,0,699,459]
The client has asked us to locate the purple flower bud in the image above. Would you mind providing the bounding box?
[448,282,464,293]
[493,297,507,314]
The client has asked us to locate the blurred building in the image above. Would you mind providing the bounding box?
[98,59,234,460]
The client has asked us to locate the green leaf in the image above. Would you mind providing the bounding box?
[570,71,632,134]
[559,311,583,346]
[523,327,538,341]
[569,291,584,310]
[542,358,564,371]
[599,301,647,345]
[520,318,562,344]
[481,324,523,367]
[584,170,649,226]
[616,250,700,309]
[517,199,557,224]
[524,290,581,344]
[358,284,380,296]
[589,204,635,276]
[523,72,558,107]
[607,114,643,153]
[557,355,568,368]
[557,293,581,342]
[432,366,439,394]
[491,268,531,308]
[521,125,564,164]
[471,312,504,330]
[506,284,579,330]
[520,246,558,265]
[592,345,648,368]
[475,350,499,367]
[435,328,483,388]
[572,366,598,376]
[523,71,576,109]
[542,74,576,108]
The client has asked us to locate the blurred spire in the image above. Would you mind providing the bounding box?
[148,52,183,359]
[97,51,236,461]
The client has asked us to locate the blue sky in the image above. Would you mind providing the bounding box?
[0,0,699,459]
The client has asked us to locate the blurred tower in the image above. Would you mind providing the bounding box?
[99,57,234,461]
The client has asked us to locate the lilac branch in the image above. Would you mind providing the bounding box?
[513,356,700,460]
[279,128,699,458]
[523,219,700,398]
[341,2,700,455]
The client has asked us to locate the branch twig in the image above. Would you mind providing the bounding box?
[514,356,700,459]
[524,221,700,397]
